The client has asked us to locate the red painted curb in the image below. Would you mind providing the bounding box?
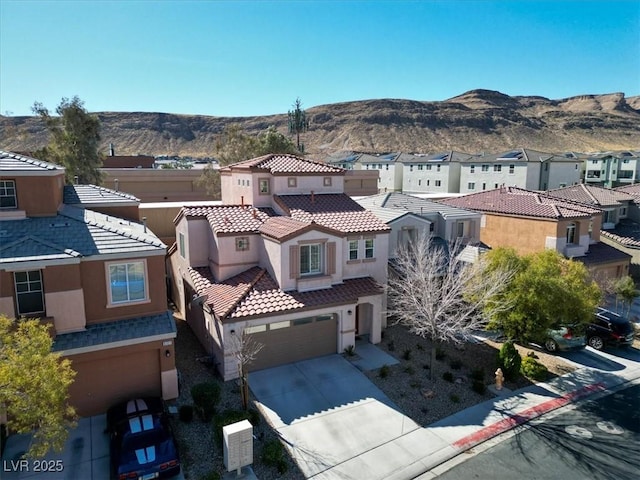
[452,382,606,450]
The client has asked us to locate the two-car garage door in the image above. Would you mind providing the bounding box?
[247,313,337,372]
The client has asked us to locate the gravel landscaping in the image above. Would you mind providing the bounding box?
[169,316,578,479]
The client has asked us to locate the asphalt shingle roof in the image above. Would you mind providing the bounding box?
[275,194,390,234]
[440,187,601,219]
[190,266,383,321]
[0,150,63,171]
[64,184,139,205]
[574,242,631,267]
[545,184,633,207]
[0,205,164,264]
[221,154,344,175]
[52,311,176,352]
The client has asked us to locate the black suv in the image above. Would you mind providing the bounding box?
[587,308,635,350]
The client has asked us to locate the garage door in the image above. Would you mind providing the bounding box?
[247,313,337,371]
[68,347,161,416]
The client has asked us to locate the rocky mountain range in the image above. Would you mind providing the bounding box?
[1,90,638,159]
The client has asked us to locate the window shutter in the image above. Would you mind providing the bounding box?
[327,242,336,275]
[289,245,299,279]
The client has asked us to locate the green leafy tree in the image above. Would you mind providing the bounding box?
[197,124,298,199]
[484,248,601,343]
[613,275,638,318]
[32,96,103,185]
[0,315,77,457]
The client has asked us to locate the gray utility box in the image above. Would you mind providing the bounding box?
[223,419,253,473]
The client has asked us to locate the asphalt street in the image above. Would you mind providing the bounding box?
[434,383,640,480]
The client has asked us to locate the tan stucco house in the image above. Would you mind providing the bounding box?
[168,154,391,380]
[0,151,178,416]
[440,186,631,280]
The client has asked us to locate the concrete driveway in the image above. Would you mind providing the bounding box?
[250,354,442,479]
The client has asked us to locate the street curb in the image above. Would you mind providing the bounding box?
[451,382,606,450]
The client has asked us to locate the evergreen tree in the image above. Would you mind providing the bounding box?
[32,96,103,185]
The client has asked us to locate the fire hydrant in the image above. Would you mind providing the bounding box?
[495,368,504,391]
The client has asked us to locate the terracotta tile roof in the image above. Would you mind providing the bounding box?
[275,194,391,234]
[181,205,275,235]
[221,154,344,175]
[189,266,382,320]
[546,184,633,206]
[440,186,600,219]
[258,216,327,241]
[615,183,640,200]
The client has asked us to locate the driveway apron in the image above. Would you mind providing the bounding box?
[250,354,425,478]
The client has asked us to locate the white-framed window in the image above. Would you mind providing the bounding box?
[179,232,186,258]
[0,180,17,209]
[409,165,413,172]
[323,177,332,186]
[108,260,147,305]
[436,165,441,172]
[426,180,430,186]
[385,164,389,170]
[435,180,441,187]
[481,165,489,172]
[620,207,627,216]
[348,240,358,260]
[482,183,486,190]
[244,324,267,334]
[288,177,297,188]
[300,244,322,275]
[365,238,374,259]
[14,270,44,315]
[235,237,250,251]
[259,178,270,194]
[468,182,475,190]
[418,164,424,171]
[494,165,502,172]
[426,164,432,170]
[566,223,576,244]
[509,164,515,174]
[418,179,421,186]
[470,165,475,173]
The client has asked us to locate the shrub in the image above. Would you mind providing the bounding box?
[435,347,446,360]
[344,345,355,356]
[442,371,454,382]
[520,356,549,381]
[178,405,194,423]
[214,409,261,447]
[470,368,485,381]
[379,364,390,378]
[497,341,522,381]
[403,365,415,375]
[403,348,412,360]
[450,394,460,403]
[471,380,487,395]
[387,340,396,351]
[191,382,222,421]
[449,358,463,370]
[262,439,288,474]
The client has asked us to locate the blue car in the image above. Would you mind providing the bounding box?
[107,398,180,480]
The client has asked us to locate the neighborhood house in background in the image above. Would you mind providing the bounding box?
[0,150,178,416]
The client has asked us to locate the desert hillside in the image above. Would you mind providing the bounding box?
[1,90,638,158]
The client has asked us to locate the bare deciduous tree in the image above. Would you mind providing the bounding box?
[388,232,514,378]
[229,331,264,410]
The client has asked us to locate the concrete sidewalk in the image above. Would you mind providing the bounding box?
[253,349,640,480]
[311,348,640,480]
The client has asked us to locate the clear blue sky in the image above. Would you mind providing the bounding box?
[1,0,638,118]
